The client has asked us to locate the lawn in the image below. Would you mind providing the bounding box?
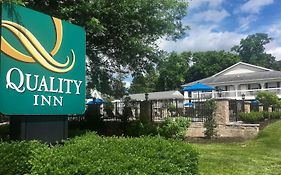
[194,120,281,175]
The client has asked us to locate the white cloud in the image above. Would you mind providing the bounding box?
[263,20,281,60]
[267,47,281,60]
[239,0,274,14]
[158,25,245,53]
[235,0,274,31]
[191,9,230,23]
[266,22,281,44]
[189,0,224,10]
[238,15,257,31]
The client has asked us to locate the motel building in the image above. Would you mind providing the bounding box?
[182,62,281,103]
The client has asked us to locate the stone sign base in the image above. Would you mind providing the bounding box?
[10,115,68,143]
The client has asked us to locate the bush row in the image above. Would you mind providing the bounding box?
[0,133,198,175]
[238,111,281,123]
[126,117,191,140]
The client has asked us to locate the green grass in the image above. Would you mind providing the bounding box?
[194,120,281,175]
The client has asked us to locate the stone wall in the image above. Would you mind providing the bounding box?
[217,123,259,139]
[186,98,260,139]
[186,122,259,138]
[186,122,205,137]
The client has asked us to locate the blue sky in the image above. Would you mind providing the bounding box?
[159,0,281,60]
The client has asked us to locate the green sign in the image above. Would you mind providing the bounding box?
[0,3,86,115]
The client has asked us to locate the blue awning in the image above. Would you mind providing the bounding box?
[184,102,193,107]
[86,98,105,105]
[183,82,215,92]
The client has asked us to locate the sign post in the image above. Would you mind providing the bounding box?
[0,3,86,142]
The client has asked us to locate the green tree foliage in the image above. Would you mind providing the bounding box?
[256,91,281,109]
[271,60,281,71]
[156,51,191,91]
[129,65,158,94]
[129,51,239,93]
[21,0,189,97]
[186,51,240,82]
[129,51,191,93]
[231,33,275,68]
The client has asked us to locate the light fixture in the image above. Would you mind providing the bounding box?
[145,93,149,101]
[242,93,245,100]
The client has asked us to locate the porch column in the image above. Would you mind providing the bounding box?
[234,84,239,98]
[260,82,265,89]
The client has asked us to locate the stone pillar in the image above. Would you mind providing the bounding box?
[258,105,264,112]
[140,101,152,123]
[244,101,251,113]
[268,105,273,113]
[214,99,229,125]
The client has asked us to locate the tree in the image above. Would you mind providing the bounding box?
[231,33,275,68]
[155,51,191,91]
[186,51,240,82]
[271,60,281,71]
[22,0,189,97]
[129,65,158,94]
[256,91,281,109]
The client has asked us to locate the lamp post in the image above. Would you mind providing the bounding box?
[242,93,245,112]
[145,93,149,101]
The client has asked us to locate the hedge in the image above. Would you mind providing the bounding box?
[0,133,199,175]
[238,112,264,123]
[0,141,47,175]
[238,111,281,123]
[263,111,281,119]
[30,133,198,175]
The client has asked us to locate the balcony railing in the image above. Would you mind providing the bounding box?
[187,87,281,100]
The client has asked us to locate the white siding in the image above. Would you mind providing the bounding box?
[222,64,268,76]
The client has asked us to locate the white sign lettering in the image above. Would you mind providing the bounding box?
[6,67,83,107]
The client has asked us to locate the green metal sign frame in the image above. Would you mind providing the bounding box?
[0,3,86,115]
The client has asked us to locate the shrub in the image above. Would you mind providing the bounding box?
[30,133,198,175]
[0,141,46,175]
[202,100,217,139]
[157,117,190,140]
[126,117,190,140]
[238,112,264,123]
[126,121,158,137]
[256,91,281,109]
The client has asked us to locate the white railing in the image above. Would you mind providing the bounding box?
[188,88,281,100]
